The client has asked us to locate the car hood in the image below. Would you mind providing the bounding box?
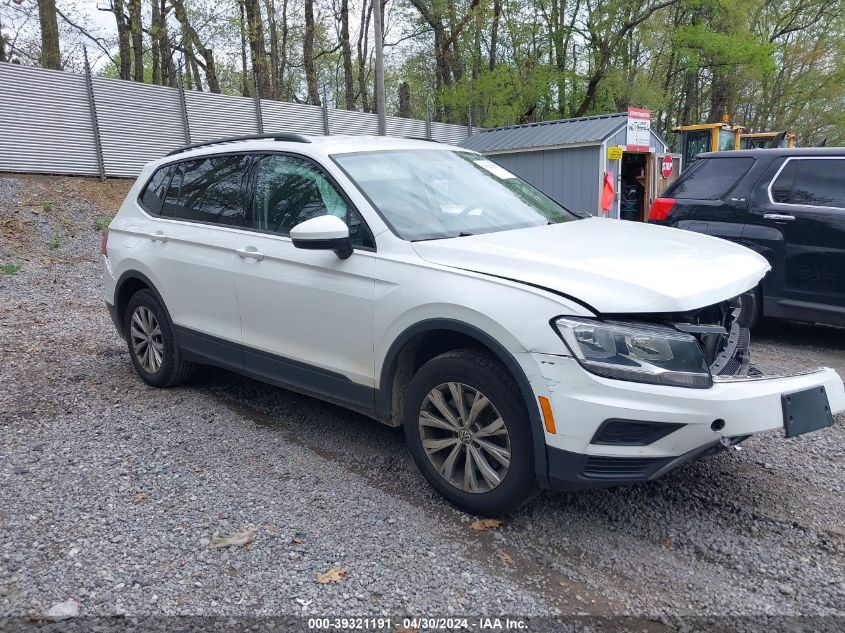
[412,218,770,314]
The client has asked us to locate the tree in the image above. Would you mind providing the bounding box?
[108,0,132,80]
[398,80,411,116]
[406,0,482,118]
[37,0,61,69]
[128,0,143,82]
[573,0,679,118]
[304,0,321,104]
[339,0,355,109]
[357,0,373,111]
[8,0,843,144]
[172,0,221,92]
[242,0,270,96]
[0,11,7,63]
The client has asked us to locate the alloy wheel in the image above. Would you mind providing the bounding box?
[418,382,511,493]
[130,305,164,374]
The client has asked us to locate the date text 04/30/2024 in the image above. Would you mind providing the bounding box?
[307,617,528,630]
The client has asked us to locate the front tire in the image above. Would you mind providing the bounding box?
[403,349,537,516]
[744,285,763,330]
[123,289,195,388]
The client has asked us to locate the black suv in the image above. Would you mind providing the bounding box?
[649,148,845,326]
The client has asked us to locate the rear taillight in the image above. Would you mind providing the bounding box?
[100,229,109,256]
[648,197,676,222]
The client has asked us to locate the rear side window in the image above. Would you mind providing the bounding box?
[792,159,845,209]
[162,155,251,226]
[770,159,797,203]
[139,165,172,214]
[668,157,754,200]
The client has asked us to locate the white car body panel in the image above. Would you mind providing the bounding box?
[413,218,771,314]
[233,232,377,386]
[102,134,845,493]
[531,355,845,456]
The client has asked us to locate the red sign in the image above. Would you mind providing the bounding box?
[661,154,674,179]
[627,107,651,120]
[626,107,652,152]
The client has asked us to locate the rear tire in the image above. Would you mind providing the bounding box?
[124,289,195,388]
[403,348,537,516]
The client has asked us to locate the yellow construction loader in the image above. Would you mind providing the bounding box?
[672,121,743,168]
[739,131,796,149]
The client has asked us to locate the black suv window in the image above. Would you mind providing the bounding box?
[668,157,754,200]
[792,159,845,209]
[139,165,173,214]
[253,154,374,248]
[770,159,798,203]
[162,155,251,226]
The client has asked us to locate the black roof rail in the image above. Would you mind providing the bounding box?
[402,135,440,143]
[166,132,311,156]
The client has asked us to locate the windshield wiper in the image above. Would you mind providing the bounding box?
[412,231,475,242]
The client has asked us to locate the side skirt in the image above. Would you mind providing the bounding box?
[174,325,378,420]
[763,296,845,327]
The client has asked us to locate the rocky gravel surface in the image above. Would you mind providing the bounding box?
[1,175,844,628]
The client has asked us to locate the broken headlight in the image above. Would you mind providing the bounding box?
[553,318,712,388]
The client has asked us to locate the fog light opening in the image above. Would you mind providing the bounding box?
[711,418,726,432]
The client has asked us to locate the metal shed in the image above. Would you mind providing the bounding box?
[461,111,679,221]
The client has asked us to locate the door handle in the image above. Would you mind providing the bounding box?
[763,213,796,222]
[236,247,264,261]
[150,231,168,242]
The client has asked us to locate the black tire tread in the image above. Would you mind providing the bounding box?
[124,289,195,388]
[403,347,537,516]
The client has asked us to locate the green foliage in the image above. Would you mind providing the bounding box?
[93,216,110,232]
[42,202,54,213]
[0,263,22,275]
[77,0,845,143]
[439,64,558,127]
[48,232,61,249]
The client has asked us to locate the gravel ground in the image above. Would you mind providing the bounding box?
[1,175,844,627]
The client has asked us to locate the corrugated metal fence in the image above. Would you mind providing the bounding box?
[0,62,479,179]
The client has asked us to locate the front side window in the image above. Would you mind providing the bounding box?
[253,154,374,248]
[668,157,754,201]
[161,155,251,226]
[332,150,578,241]
[792,159,845,209]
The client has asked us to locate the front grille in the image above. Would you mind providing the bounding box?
[591,419,685,446]
[582,456,667,480]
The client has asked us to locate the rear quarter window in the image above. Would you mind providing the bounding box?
[138,165,173,214]
[161,155,252,226]
[667,157,755,200]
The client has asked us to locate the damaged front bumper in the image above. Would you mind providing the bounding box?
[529,353,844,490]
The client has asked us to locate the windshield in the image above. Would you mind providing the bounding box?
[718,129,736,151]
[332,150,581,241]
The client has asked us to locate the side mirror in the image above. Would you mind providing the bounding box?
[290,215,352,260]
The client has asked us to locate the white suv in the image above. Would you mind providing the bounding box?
[102,134,845,515]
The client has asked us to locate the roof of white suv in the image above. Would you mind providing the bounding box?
[156,134,464,168]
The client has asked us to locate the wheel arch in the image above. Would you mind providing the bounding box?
[114,270,171,327]
[377,318,550,488]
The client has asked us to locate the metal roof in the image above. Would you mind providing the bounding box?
[460,113,628,153]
